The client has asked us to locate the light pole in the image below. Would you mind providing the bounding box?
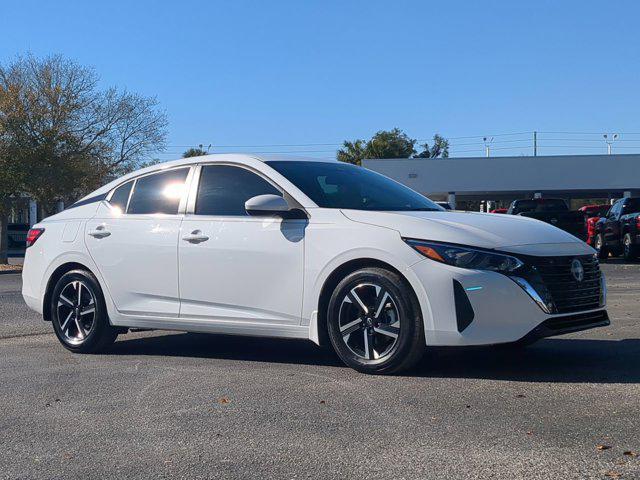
[603,133,619,155]
[483,136,494,157]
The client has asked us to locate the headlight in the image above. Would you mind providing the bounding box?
[404,239,524,274]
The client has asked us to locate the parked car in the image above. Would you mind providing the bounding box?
[22,154,608,374]
[7,223,29,249]
[507,198,586,239]
[579,205,611,246]
[594,197,640,260]
[490,208,508,214]
[579,204,610,219]
[585,216,601,246]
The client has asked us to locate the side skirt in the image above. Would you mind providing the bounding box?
[110,315,311,340]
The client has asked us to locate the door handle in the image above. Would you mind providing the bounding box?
[88,225,111,239]
[182,230,209,244]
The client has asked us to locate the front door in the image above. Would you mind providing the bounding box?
[603,201,621,246]
[85,167,191,317]
[178,164,305,325]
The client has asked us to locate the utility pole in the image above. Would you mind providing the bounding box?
[533,131,537,156]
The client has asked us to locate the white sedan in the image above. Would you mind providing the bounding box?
[22,154,609,374]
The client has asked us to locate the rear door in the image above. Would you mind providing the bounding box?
[85,167,192,317]
[178,164,305,325]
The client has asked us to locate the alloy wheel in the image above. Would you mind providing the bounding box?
[56,281,97,345]
[624,236,631,257]
[338,283,400,360]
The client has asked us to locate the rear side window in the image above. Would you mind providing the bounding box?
[623,198,640,214]
[127,168,190,215]
[109,181,133,213]
[195,165,281,216]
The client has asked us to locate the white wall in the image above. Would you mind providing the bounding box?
[363,154,640,196]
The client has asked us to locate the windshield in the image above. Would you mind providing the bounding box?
[267,161,442,211]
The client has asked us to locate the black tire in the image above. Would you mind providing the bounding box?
[623,233,638,261]
[326,267,425,374]
[50,269,118,353]
[595,234,608,260]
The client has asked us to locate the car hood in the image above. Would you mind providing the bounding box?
[341,209,594,256]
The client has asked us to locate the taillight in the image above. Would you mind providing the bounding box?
[26,228,45,247]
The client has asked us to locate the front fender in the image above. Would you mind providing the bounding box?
[303,225,434,346]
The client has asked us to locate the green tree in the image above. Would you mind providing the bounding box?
[414,134,449,158]
[366,129,417,159]
[336,139,367,165]
[337,128,417,166]
[183,147,208,158]
[337,129,448,165]
[0,54,168,262]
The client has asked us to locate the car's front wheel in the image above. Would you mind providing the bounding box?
[50,269,118,353]
[327,268,425,374]
[595,234,608,260]
[623,233,638,261]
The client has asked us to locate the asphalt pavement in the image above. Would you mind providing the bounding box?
[1,263,639,479]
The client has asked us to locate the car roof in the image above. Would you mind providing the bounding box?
[79,153,337,202]
[140,152,336,170]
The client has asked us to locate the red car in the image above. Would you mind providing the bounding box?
[579,204,610,218]
[490,208,507,214]
[579,204,611,245]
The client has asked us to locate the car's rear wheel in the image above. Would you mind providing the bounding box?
[50,270,118,353]
[623,233,638,261]
[327,268,425,374]
[595,234,608,260]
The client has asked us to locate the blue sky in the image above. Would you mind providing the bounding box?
[2,0,640,159]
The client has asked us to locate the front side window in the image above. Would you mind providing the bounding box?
[267,161,441,211]
[109,181,133,213]
[609,202,622,218]
[195,165,281,216]
[127,168,190,215]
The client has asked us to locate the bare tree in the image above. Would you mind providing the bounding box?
[0,54,168,261]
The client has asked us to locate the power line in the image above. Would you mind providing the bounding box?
[150,130,640,159]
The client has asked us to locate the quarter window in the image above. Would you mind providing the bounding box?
[109,181,133,213]
[127,168,190,215]
[195,165,281,216]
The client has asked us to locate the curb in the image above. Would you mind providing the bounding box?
[0,270,22,276]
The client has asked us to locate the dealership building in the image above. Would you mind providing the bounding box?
[363,153,640,209]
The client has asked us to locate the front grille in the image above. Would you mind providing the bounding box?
[524,255,602,314]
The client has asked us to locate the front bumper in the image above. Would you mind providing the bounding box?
[518,310,610,343]
[408,258,608,346]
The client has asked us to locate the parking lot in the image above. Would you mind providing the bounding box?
[1,262,639,480]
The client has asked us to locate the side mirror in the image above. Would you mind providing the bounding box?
[245,194,291,216]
